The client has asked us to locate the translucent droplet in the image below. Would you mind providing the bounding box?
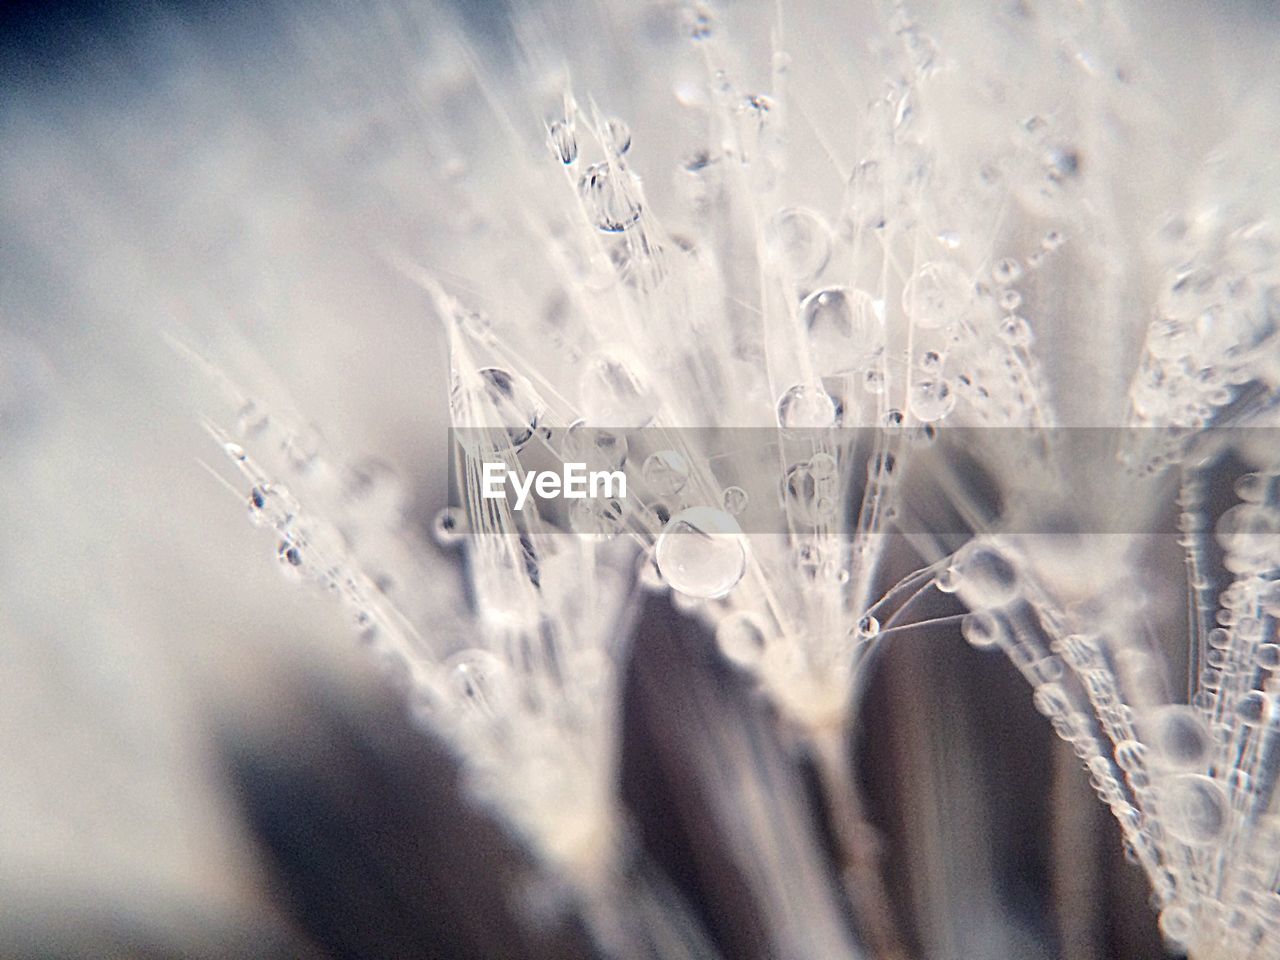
[605,117,631,155]
[1147,705,1210,770]
[654,506,748,599]
[1258,644,1280,669]
[858,614,880,638]
[764,207,831,281]
[801,286,881,374]
[909,378,955,422]
[783,461,837,525]
[716,611,768,668]
[1216,504,1280,562]
[642,450,691,496]
[578,354,657,428]
[433,506,466,546]
[1158,905,1193,946]
[579,162,641,232]
[777,383,838,431]
[999,315,1032,346]
[902,262,972,330]
[247,484,270,524]
[1236,690,1269,726]
[447,649,511,716]
[1163,774,1228,846]
[721,485,749,515]
[1233,472,1274,503]
[992,258,1023,284]
[998,289,1023,311]
[223,441,246,462]
[808,452,838,479]
[278,539,303,577]
[1114,739,1148,772]
[962,610,1002,649]
[953,542,1019,607]
[548,119,578,164]
[1042,229,1066,251]
[452,367,543,455]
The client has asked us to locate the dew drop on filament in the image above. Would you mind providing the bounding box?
[654,506,748,599]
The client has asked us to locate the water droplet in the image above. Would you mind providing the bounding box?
[579,162,642,232]
[716,611,768,668]
[962,610,1002,649]
[777,383,839,432]
[1162,774,1228,846]
[604,117,631,155]
[952,542,1019,607]
[1258,644,1280,669]
[721,485,749,515]
[1158,905,1193,946]
[800,286,882,374]
[548,119,578,164]
[1114,739,1148,772]
[1147,706,1210,769]
[858,614,880,638]
[998,289,1023,311]
[783,460,838,525]
[452,367,543,455]
[642,450,691,496]
[909,378,955,422]
[433,506,466,546]
[902,262,972,330]
[1042,229,1065,251]
[1235,472,1275,503]
[654,506,748,599]
[764,207,832,281]
[1216,503,1280,563]
[278,540,303,577]
[992,258,1023,284]
[1237,690,1269,726]
[999,315,1032,345]
[247,484,269,523]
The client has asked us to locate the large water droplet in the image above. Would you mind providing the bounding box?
[777,383,839,431]
[801,286,882,375]
[1146,706,1210,770]
[579,162,641,232]
[1162,774,1228,846]
[654,506,748,599]
[764,207,831,281]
